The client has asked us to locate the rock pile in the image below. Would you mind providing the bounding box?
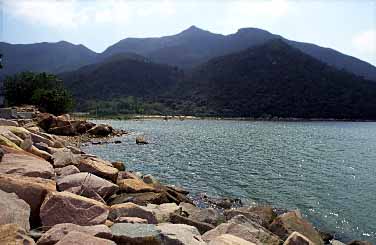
[0,112,371,244]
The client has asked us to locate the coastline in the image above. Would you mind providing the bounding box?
[0,111,372,244]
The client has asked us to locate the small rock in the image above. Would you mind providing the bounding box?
[146,203,182,223]
[78,157,118,182]
[88,124,113,137]
[36,223,112,245]
[54,231,115,245]
[52,149,80,168]
[110,223,162,244]
[0,189,31,231]
[143,174,159,185]
[331,240,346,245]
[170,213,215,234]
[224,206,276,227]
[109,192,170,206]
[136,136,148,144]
[40,191,109,227]
[109,202,158,224]
[117,171,142,181]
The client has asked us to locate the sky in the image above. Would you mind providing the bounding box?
[1,0,375,65]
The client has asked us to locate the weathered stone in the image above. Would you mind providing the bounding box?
[109,202,158,224]
[40,191,109,227]
[0,118,19,126]
[48,125,77,136]
[109,192,170,206]
[55,165,80,177]
[166,184,190,195]
[0,134,23,150]
[66,145,83,154]
[208,234,256,245]
[88,124,113,137]
[78,157,118,182]
[28,145,52,161]
[269,211,324,245]
[283,232,314,245]
[146,203,182,223]
[158,223,206,245]
[165,186,193,204]
[118,178,157,193]
[30,132,55,147]
[0,127,23,146]
[0,190,31,231]
[52,149,80,168]
[74,121,95,134]
[57,172,119,199]
[117,171,142,181]
[170,213,215,234]
[36,223,112,245]
[111,161,125,171]
[56,114,70,122]
[0,147,4,161]
[115,217,148,224]
[202,215,281,245]
[54,231,115,245]
[37,113,57,131]
[331,240,346,245]
[190,208,223,226]
[0,146,54,178]
[180,202,201,216]
[224,206,276,227]
[0,224,35,245]
[105,220,114,227]
[319,230,334,244]
[143,174,159,185]
[136,136,149,144]
[111,223,162,244]
[0,174,56,226]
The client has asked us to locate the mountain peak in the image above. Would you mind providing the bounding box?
[179,25,207,35]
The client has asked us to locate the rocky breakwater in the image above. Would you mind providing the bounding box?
[0,114,372,245]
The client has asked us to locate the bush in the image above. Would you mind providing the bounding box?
[4,72,74,115]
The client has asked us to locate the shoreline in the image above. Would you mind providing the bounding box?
[0,111,373,244]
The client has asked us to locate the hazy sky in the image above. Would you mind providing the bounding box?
[1,0,375,65]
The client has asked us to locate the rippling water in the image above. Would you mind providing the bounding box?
[83,119,376,243]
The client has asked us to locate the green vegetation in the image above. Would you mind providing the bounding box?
[4,72,74,115]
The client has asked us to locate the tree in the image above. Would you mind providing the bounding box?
[4,72,74,115]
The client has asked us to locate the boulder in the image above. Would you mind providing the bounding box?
[56,114,70,122]
[30,132,55,147]
[37,113,57,131]
[158,223,206,245]
[110,223,162,244]
[117,171,142,181]
[136,136,148,144]
[55,165,80,177]
[0,146,54,178]
[73,121,95,134]
[118,178,156,193]
[146,203,182,223]
[48,125,77,136]
[54,231,115,245]
[0,174,56,226]
[180,202,200,216]
[66,145,83,154]
[57,172,119,199]
[0,224,35,245]
[52,149,80,168]
[331,240,346,245]
[88,124,113,137]
[40,191,109,227]
[0,127,23,146]
[170,213,215,234]
[224,206,276,227]
[28,145,52,161]
[143,174,159,185]
[0,118,19,126]
[208,234,256,245]
[111,161,125,171]
[0,134,23,150]
[0,147,4,161]
[283,232,314,245]
[36,223,112,245]
[0,189,31,231]
[190,208,224,226]
[269,211,324,245]
[202,215,281,245]
[165,186,193,204]
[109,192,170,206]
[78,157,118,182]
[115,217,148,224]
[109,202,158,224]
[166,184,190,195]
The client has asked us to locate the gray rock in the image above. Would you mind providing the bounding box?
[208,234,257,245]
[57,172,119,199]
[0,189,31,231]
[331,240,346,245]
[146,203,182,223]
[111,223,162,244]
[54,231,115,245]
[170,213,215,234]
[109,202,158,224]
[55,165,80,177]
[158,223,206,245]
[109,192,170,206]
[52,149,80,168]
[190,208,223,226]
[143,174,159,185]
[36,223,112,245]
[283,232,315,245]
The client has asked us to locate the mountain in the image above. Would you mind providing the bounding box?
[59,53,183,101]
[103,26,376,81]
[0,41,98,78]
[178,39,376,119]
